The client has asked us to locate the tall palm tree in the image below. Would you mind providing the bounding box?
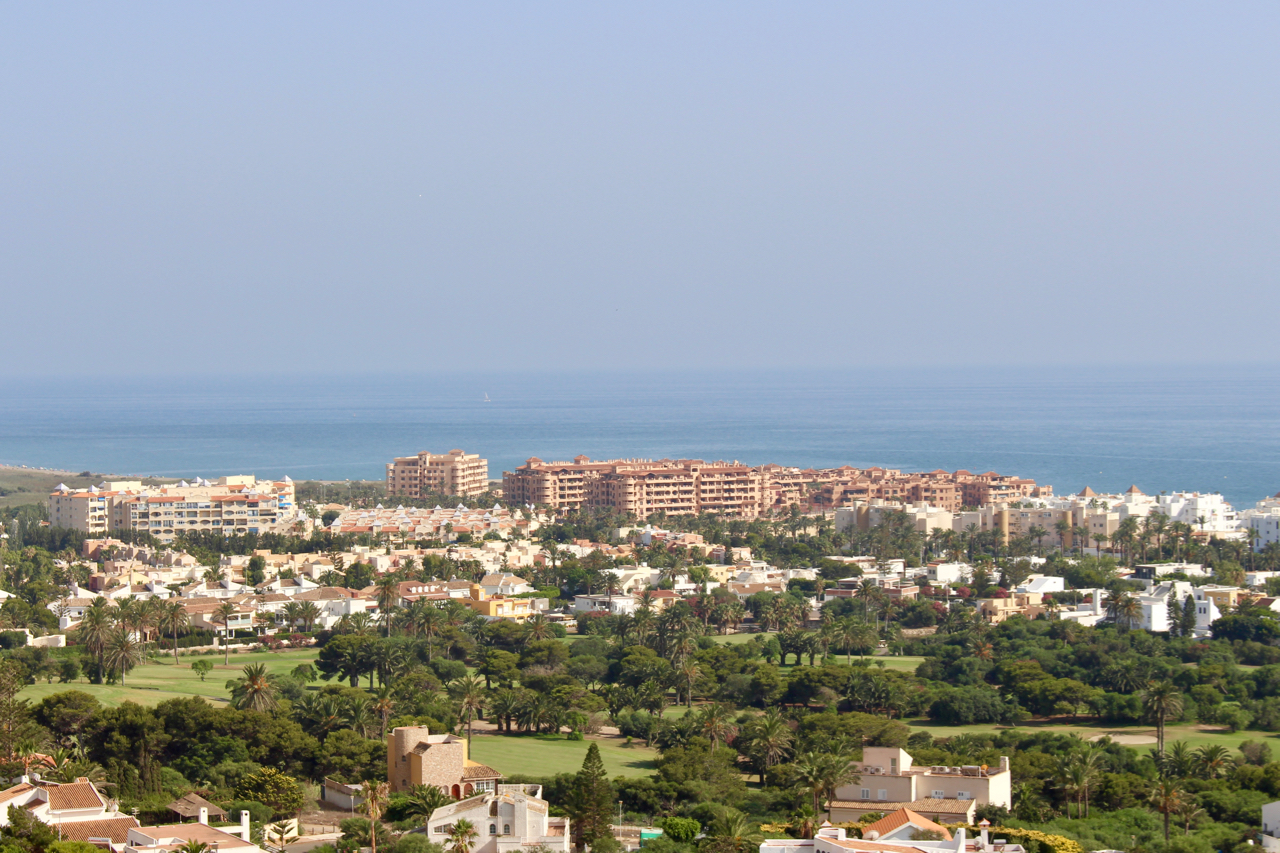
[103,626,146,685]
[372,687,397,740]
[1142,681,1184,754]
[1149,779,1187,844]
[361,780,391,853]
[157,599,189,665]
[78,599,115,680]
[374,575,401,637]
[449,674,486,743]
[228,663,278,711]
[215,601,237,665]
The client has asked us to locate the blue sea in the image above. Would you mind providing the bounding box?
[2,368,1279,508]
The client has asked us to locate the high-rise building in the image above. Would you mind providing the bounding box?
[386,449,490,499]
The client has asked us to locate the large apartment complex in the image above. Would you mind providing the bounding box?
[503,456,1045,519]
[48,476,301,543]
[503,456,764,517]
[387,449,490,499]
[764,465,1045,513]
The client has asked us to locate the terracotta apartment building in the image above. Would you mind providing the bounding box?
[502,456,764,517]
[386,449,490,499]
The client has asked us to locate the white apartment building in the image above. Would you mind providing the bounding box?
[49,476,302,543]
[1243,496,1280,551]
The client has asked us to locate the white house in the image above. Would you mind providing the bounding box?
[1017,575,1064,594]
[572,594,637,615]
[425,784,569,853]
[480,573,535,597]
[927,563,973,585]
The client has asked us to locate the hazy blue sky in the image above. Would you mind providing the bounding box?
[3,3,1278,375]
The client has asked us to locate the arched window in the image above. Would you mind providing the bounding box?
[504,825,510,835]
[490,825,497,835]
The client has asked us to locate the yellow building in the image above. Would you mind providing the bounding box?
[466,595,533,623]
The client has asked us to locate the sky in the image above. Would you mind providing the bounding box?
[2,3,1278,375]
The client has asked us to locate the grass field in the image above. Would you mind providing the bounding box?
[468,731,658,778]
[18,648,319,707]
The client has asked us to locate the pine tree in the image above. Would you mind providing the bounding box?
[1181,595,1198,637]
[1167,591,1179,636]
[568,743,614,852]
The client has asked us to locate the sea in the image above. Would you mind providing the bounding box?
[2,367,1279,509]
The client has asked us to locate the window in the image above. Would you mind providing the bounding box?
[861,789,870,800]
[435,827,446,835]
[490,825,497,835]
[878,789,887,801]
[503,825,510,835]
[932,790,946,799]
[957,791,971,800]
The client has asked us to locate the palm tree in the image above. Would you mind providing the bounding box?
[1106,592,1141,631]
[175,842,212,853]
[744,710,793,784]
[103,626,146,685]
[401,784,454,825]
[699,704,738,750]
[157,599,189,665]
[1195,744,1231,779]
[789,751,857,815]
[524,614,553,642]
[228,663,278,711]
[280,601,303,631]
[1149,778,1187,843]
[374,575,400,637]
[298,601,321,632]
[78,599,115,680]
[450,674,486,743]
[705,810,763,853]
[447,818,479,853]
[1142,681,1184,754]
[215,601,237,665]
[361,780,391,853]
[372,686,397,740]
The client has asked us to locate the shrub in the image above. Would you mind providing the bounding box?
[228,800,274,824]
[661,817,701,843]
[235,768,305,817]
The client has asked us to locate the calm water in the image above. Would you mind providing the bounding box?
[2,368,1279,508]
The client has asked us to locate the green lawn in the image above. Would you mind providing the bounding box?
[467,732,658,778]
[906,718,1280,754]
[20,648,319,707]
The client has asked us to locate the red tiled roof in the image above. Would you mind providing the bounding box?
[54,816,140,843]
[45,781,105,810]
